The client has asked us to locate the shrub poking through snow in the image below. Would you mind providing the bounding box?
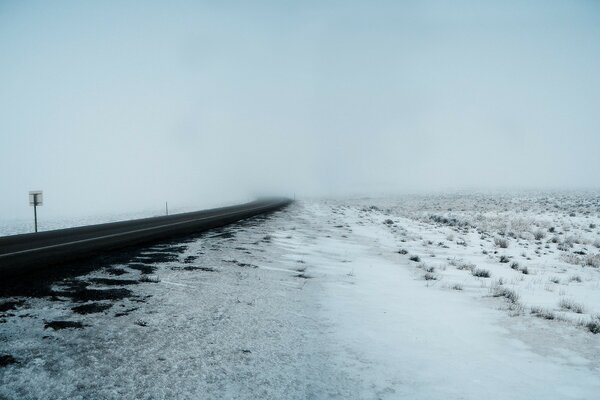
[499,255,510,263]
[519,266,529,275]
[549,276,560,284]
[429,215,468,227]
[397,249,408,255]
[495,237,509,248]
[559,298,585,314]
[492,286,520,304]
[450,283,463,290]
[530,306,555,320]
[423,272,437,281]
[533,230,546,240]
[510,262,519,270]
[455,262,475,271]
[584,315,600,334]
[570,275,582,283]
[584,254,600,268]
[560,253,580,265]
[472,268,491,278]
[409,255,420,262]
[557,242,570,252]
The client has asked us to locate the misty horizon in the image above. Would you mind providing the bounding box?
[2,1,600,220]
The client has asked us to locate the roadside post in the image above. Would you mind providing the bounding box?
[29,190,43,233]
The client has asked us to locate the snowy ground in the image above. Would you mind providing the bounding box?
[1,194,600,399]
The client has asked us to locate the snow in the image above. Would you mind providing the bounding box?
[290,201,600,399]
[2,194,600,399]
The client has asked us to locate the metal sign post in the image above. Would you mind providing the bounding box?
[29,190,43,233]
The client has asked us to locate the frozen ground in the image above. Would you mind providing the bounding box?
[1,194,600,399]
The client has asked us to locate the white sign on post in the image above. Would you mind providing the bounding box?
[29,191,43,206]
[29,190,43,232]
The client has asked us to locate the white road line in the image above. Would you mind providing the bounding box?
[0,203,282,259]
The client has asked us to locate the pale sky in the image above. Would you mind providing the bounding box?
[1,0,599,218]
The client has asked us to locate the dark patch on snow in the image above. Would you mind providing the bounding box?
[114,307,139,317]
[72,302,113,315]
[183,266,216,272]
[104,267,127,276]
[139,275,160,283]
[223,259,259,268]
[89,278,140,286]
[44,320,86,330]
[133,252,178,264]
[295,273,313,279]
[128,263,157,274]
[262,235,273,242]
[162,245,188,254]
[131,296,150,303]
[212,231,235,239]
[183,255,198,264]
[0,299,25,312]
[53,287,133,302]
[0,354,18,367]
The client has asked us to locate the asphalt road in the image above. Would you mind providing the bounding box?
[0,198,292,279]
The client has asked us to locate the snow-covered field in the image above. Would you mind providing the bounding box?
[1,194,600,399]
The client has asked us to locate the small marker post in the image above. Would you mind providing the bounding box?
[29,190,43,233]
[166,201,169,216]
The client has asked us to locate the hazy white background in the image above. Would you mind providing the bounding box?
[1,0,599,219]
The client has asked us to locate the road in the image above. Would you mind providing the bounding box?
[0,198,291,279]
